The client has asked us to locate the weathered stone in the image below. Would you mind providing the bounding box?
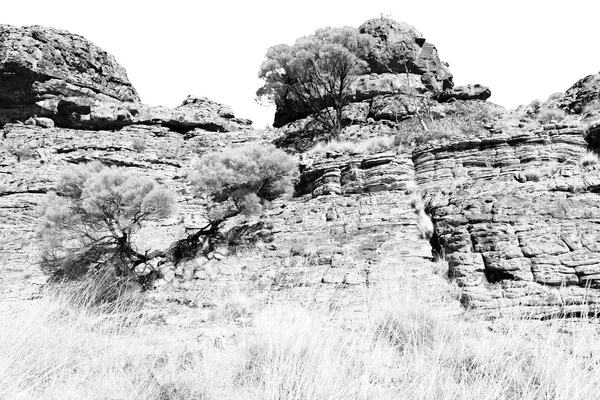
[558,71,600,114]
[358,18,453,91]
[0,24,138,126]
[435,84,491,103]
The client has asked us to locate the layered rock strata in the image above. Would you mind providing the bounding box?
[0,25,252,132]
[414,123,600,316]
[0,121,269,300]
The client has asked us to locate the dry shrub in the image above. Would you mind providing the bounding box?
[308,136,396,156]
[395,102,496,148]
[416,210,434,239]
[537,108,566,124]
[522,169,542,182]
[132,137,148,153]
[49,269,145,313]
[308,139,360,155]
[579,151,600,169]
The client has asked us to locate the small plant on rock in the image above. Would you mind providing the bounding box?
[537,108,566,124]
[39,162,176,280]
[132,138,147,153]
[579,151,600,170]
[516,168,542,183]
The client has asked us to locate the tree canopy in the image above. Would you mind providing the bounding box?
[257,27,372,133]
[40,162,176,279]
[189,143,297,227]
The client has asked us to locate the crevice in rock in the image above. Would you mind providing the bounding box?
[0,189,48,197]
[428,222,444,260]
[584,121,600,152]
[485,270,516,284]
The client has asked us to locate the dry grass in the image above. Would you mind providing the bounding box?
[522,169,542,182]
[579,151,600,169]
[583,99,600,115]
[308,136,396,156]
[3,274,600,399]
[537,108,566,124]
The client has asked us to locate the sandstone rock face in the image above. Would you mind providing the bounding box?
[183,150,455,311]
[358,18,453,92]
[0,24,139,125]
[0,25,253,132]
[558,71,600,114]
[414,122,600,316]
[42,94,253,132]
[435,84,492,103]
[0,120,456,316]
[4,22,600,321]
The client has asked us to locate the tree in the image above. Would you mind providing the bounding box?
[188,143,297,236]
[257,27,372,134]
[40,162,176,279]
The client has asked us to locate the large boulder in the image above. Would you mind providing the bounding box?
[358,18,454,92]
[0,24,139,125]
[0,25,253,131]
[42,94,252,132]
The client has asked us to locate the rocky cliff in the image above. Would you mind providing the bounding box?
[2,21,600,318]
[272,18,490,128]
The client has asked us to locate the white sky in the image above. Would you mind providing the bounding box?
[4,0,600,127]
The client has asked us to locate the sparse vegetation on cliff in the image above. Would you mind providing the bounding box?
[39,162,176,280]
[395,101,499,147]
[537,108,566,124]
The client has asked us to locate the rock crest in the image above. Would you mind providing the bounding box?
[273,18,490,130]
[0,25,252,132]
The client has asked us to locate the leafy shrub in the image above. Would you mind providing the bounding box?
[39,162,176,279]
[537,108,566,124]
[189,143,297,223]
[132,138,147,153]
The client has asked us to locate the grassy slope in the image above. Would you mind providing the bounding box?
[2,273,600,400]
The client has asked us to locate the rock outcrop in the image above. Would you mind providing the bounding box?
[3,20,600,320]
[0,25,253,132]
[358,18,453,92]
[272,18,490,128]
[414,121,600,317]
[558,71,600,114]
[0,25,139,124]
